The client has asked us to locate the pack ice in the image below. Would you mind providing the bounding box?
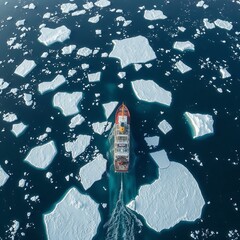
[109,36,156,68]
[44,187,100,240]
[0,165,9,187]
[14,59,36,77]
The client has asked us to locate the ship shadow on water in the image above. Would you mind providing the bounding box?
[104,125,142,240]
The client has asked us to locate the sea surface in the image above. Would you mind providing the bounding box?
[0,0,239,239]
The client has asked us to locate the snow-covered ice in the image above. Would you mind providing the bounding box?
[214,19,233,31]
[103,101,118,119]
[158,119,172,134]
[92,121,111,135]
[150,150,170,169]
[77,47,92,57]
[79,154,107,190]
[175,60,192,74]
[69,114,85,128]
[53,92,83,117]
[184,112,214,138]
[60,3,78,13]
[38,26,71,46]
[38,75,66,94]
[0,165,9,187]
[173,41,195,52]
[127,161,205,232]
[44,187,100,240]
[88,72,101,82]
[61,45,76,55]
[220,67,231,79]
[14,59,36,77]
[11,122,28,137]
[94,0,111,8]
[143,9,167,20]
[144,136,159,148]
[3,113,17,122]
[24,141,57,169]
[65,134,91,158]
[109,35,156,68]
[131,80,172,106]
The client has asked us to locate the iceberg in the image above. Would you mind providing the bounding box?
[109,35,156,68]
[150,150,170,169]
[173,41,195,52]
[175,60,192,74]
[0,165,9,187]
[131,79,172,106]
[60,3,78,13]
[65,134,91,158]
[79,154,107,190]
[214,19,233,31]
[38,75,66,94]
[94,0,111,8]
[158,119,172,134]
[38,26,71,46]
[53,92,83,117]
[44,187,100,240]
[14,59,36,77]
[220,67,231,79]
[102,101,118,119]
[11,122,28,137]
[88,72,101,82]
[143,9,167,20]
[184,112,214,138]
[24,141,57,169]
[61,45,76,55]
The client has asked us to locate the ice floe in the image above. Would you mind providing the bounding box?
[150,150,170,169]
[173,41,195,52]
[143,9,167,20]
[77,47,92,57]
[214,19,233,31]
[38,75,66,94]
[14,59,36,77]
[16,19,25,27]
[0,78,9,91]
[103,101,118,119]
[203,18,215,29]
[184,112,214,138]
[53,92,83,116]
[65,134,91,158]
[88,72,101,82]
[109,36,156,68]
[220,67,231,79]
[131,80,172,106]
[38,26,71,46]
[0,165,9,187]
[88,14,101,23]
[3,113,17,122]
[11,122,28,137]
[92,121,111,135]
[79,154,107,190]
[127,160,205,232]
[175,60,192,74]
[44,187,100,240]
[69,114,85,128]
[60,3,78,13]
[144,136,159,148]
[158,119,172,134]
[94,0,111,8]
[24,141,57,169]
[61,45,76,55]
[83,2,94,10]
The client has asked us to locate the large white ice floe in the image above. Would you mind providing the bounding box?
[38,75,66,94]
[173,41,195,52]
[109,35,156,68]
[60,3,78,13]
[214,19,233,31]
[150,149,170,169]
[3,113,17,123]
[0,165,9,187]
[65,134,91,159]
[14,59,36,77]
[175,60,192,74]
[131,79,172,106]
[88,72,101,82]
[92,121,112,135]
[94,0,111,8]
[79,154,107,190]
[38,26,71,46]
[44,187,100,240]
[144,136,159,148]
[219,67,231,79]
[53,92,83,117]
[102,101,118,119]
[184,112,214,139]
[69,114,85,128]
[143,9,167,20]
[24,141,57,169]
[11,122,28,137]
[158,119,172,134]
[127,160,205,232]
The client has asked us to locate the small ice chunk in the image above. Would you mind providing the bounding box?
[214,19,233,31]
[134,63,142,71]
[60,3,78,13]
[131,79,172,106]
[196,1,204,7]
[65,134,91,158]
[0,78,9,90]
[79,154,107,190]
[76,47,92,57]
[173,41,195,52]
[144,9,167,20]
[203,18,215,29]
[16,19,25,27]
[14,59,36,77]
[88,72,101,82]
[118,71,126,79]
[175,60,192,74]
[18,179,26,188]
[72,10,86,16]
[94,0,111,8]
[41,52,49,58]
[88,14,101,23]
[43,188,100,240]
[0,165,9,187]
[43,12,51,19]
[61,45,76,55]
[24,141,57,169]
[83,2,94,10]
[11,122,28,137]
[158,119,172,134]
[144,136,159,148]
[92,121,111,135]
[68,69,77,77]
[150,149,170,169]
[103,101,118,119]
[3,113,17,122]
[53,92,83,117]
[38,26,71,46]
[38,75,66,94]
[220,67,231,79]
[69,114,85,128]
[184,112,214,138]
[109,35,156,68]
[23,93,33,106]
[178,26,186,32]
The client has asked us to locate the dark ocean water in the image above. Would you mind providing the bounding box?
[0,0,239,239]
